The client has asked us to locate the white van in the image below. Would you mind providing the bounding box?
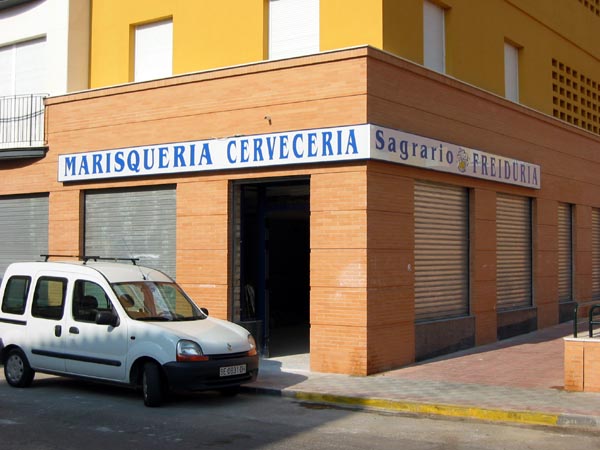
[0,260,258,406]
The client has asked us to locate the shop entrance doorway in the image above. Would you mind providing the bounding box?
[235,179,310,357]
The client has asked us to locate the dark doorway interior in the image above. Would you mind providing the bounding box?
[239,180,310,357]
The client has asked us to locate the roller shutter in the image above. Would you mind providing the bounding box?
[558,203,573,303]
[0,194,48,277]
[134,20,173,82]
[496,194,532,310]
[0,37,46,96]
[84,186,176,278]
[592,208,600,300]
[269,0,319,60]
[414,181,469,321]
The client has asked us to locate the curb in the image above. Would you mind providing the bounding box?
[243,386,600,430]
[289,392,560,427]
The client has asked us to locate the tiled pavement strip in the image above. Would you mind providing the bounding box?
[245,322,600,430]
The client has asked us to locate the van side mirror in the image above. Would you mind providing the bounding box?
[200,307,209,316]
[96,311,119,327]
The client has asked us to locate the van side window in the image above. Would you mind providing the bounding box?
[31,277,67,320]
[72,280,114,323]
[1,276,31,315]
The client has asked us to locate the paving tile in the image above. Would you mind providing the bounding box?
[248,323,600,428]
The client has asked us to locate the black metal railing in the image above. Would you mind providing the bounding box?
[573,302,579,338]
[589,304,600,338]
[0,93,47,149]
[572,302,600,338]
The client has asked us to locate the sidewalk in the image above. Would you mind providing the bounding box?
[244,322,600,431]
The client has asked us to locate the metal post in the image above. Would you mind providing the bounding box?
[589,304,600,338]
[29,94,34,146]
[574,302,579,338]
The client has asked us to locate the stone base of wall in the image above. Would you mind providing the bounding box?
[564,337,600,392]
[415,316,475,362]
[497,307,537,340]
[559,301,578,323]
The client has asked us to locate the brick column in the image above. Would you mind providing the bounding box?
[470,189,497,345]
[534,198,559,328]
[366,168,414,373]
[176,179,229,319]
[310,168,368,375]
[48,189,82,256]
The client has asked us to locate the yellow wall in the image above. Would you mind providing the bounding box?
[382,0,422,63]
[320,0,384,50]
[437,0,600,123]
[320,0,423,63]
[90,0,600,125]
[90,0,266,88]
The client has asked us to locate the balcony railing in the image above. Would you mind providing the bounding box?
[0,93,47,150]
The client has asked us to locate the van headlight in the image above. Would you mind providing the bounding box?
[247,334,257,356]
[177,340,208,362]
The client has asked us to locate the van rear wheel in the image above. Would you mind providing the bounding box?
[4,349,35,388]
[142,361,164,407]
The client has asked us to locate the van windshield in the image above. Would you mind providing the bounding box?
[111,281,206,321]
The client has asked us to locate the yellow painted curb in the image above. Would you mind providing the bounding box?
[293,392,560,427]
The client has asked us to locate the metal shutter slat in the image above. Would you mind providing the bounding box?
[134,20,173,82]
[269,0,320,59]
[14,37,47,95]
[414,181,469,322]
[496,193,531,310]
[0,195,49,276]
[592,208,600,300]
[85,187,176,278]
[558,203,573,303]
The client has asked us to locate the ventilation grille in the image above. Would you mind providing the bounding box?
[552,59,600,135]
[578,0,600,16]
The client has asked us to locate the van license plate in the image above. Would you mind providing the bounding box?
[219,364,246,377]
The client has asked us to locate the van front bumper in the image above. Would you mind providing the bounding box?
[162,354,259,391]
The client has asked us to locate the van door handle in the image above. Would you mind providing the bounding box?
[69,327,80,335]
[54,325,62,337]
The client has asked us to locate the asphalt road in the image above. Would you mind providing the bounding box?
[1,374,599,450]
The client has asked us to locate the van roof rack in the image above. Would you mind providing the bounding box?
[82,256,140,265]
[41,254,140,265]
[41,254,79,262]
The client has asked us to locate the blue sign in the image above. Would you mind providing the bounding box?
[58,124,540,189]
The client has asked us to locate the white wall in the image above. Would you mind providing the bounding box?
[0,0,89,96]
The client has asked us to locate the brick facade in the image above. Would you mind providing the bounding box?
[15,47,597,375]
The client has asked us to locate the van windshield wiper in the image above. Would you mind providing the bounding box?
[136,316,171,321]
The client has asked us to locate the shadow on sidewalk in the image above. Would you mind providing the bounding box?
[246,357,308,392]
[380,322,579,390]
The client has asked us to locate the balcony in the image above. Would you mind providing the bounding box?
[0,93,48,159]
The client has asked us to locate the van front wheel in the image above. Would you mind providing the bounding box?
[142,362,164,407]
[4,349,35,388]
